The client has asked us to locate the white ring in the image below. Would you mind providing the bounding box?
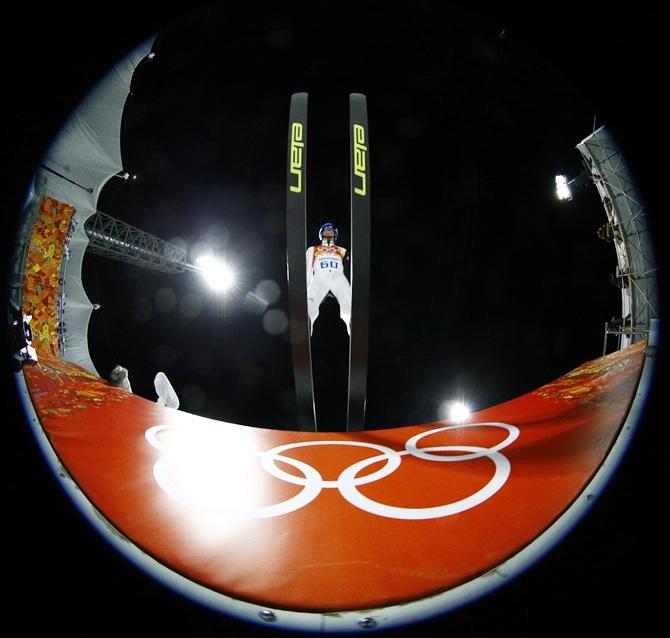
[145,424,171,451]
[146,425,323,518]
[145,422,520,520]
[406,422,519,462]
[262,440,401,488]
[152,452,322,519]
[338,447,511,520]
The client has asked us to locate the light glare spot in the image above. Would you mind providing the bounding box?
[262,308,288,335]
[449,401,472,423]
[244,291,268,315]
[255,279,281,305]
[555,174,572,201]
[440,400,472,423]
[196,255,234,292]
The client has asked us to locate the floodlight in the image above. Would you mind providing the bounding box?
[439,400,472,423]
[555,174,573,201]
[195,255,234,292]
[448,401,472,423]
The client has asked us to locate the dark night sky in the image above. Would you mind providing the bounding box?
[84,3,623,432]
[3,2,668,636]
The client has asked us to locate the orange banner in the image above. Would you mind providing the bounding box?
[21,196,75,356]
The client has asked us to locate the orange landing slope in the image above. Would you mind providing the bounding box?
[21,342,646,620]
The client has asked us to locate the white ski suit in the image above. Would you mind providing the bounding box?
[306,241,351,335]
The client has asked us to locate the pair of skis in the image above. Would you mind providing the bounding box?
[286,92,370,432]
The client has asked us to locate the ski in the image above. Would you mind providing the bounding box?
[347,93,371,431]
[286,92,317,431]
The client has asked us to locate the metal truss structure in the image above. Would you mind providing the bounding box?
[576,126,659,353]
[84,211,196,274]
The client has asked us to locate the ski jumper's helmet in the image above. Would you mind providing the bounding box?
[319,223,338,241]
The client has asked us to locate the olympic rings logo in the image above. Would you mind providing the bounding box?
[145,422,519,521]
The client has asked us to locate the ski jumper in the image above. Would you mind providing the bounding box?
[306,242,351,335]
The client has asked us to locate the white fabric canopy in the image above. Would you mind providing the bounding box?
[28,37,155,375]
